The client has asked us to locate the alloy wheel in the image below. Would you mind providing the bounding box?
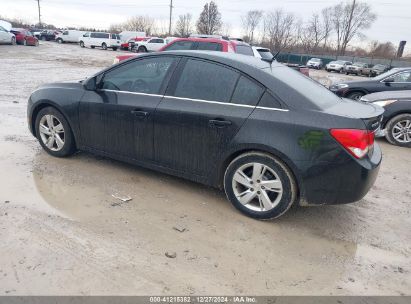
[39,114,65,151]
[392,119,411,143]
[232,162,283,212]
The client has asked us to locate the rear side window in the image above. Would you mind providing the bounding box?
[258,91,283,109]
[197,42,223,51]
[173,59,239,103]
[231,76,264,106]
[165,40,194,51]
[235,45,254,56]
[102,56,176,94]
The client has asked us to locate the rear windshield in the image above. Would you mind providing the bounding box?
[265,66,342,109]
[235,45,254,56]
[257,49,273,60]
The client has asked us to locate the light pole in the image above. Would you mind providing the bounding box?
[169,0,173,35]
[36,0,42,27]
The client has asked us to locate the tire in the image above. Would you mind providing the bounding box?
[224,152,297,220]
[385,114,411,147]
[137,46,147,53]
[23,39,27,46]
[345,71,349,75]
[102,43,107,50]
[346,91,365,101]
[35,40,39,47]
[35,107,76,157]
[79,41,85,48]
[91,45,95,49]
[11,36,16,45]
[57,38,63,44]
[112,47,117,51]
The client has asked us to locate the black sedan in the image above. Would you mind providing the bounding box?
[361,91,411,147]
[330,67,411,100]
[27,51,383,219]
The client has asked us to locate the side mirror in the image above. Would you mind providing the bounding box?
[84,74,104,91]
[383,78,394,84]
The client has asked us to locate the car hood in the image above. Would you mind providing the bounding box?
[361,90,411,102]
[38,82,84,90]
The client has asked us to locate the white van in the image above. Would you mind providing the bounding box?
[56,30,86,43]
[0,20,12,31]
[79,32,120,50]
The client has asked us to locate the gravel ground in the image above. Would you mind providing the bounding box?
[0,42,410,295]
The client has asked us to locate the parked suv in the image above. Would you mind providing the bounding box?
[306,58,323,69]
[370,64,390,77]
[80,32,120,50]
[130,37,166,53]
[325,60,352,73]
[345,62,371,76]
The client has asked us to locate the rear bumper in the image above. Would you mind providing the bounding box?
[297,143,382,206]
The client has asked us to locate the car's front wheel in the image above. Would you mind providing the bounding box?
[35,107,76,157]
[11,36,16,45]
[385,114,411,147]
[224,152,297,220]
[56,38,63,44]
[347,91,364,101]
[102,43,107,50]
[79,41,85,48]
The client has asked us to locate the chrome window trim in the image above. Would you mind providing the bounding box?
[100,89,289,112]
[101,89,163,98]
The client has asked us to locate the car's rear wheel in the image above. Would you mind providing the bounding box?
[385,114,411,147]
[35,107,76,157]
[347,91,364,101]
[79,41,85,48]
[11,36,16,45]
[102,43,107,50]
[224,152,297,220]
[91,45,95,49]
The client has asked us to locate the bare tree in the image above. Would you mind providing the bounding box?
[263,9,297,51]
[331,0,376,55]
[220,22,232,37]
[321,7,333,49]
[242,10,263,44]
[368,41,396,58]
[196,1,222,35]
[124,16,155,35]
[175,13,193,37]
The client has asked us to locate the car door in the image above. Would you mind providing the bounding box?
[383,71,411,91]
[79,56,178,161]
[0,26,7,43]
[148,38,165,51]
[153,58,264,177]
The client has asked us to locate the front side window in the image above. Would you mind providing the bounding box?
[165,40,194,51]
[173,59,239,102]
[63,31,68,35]
[197,42,223,51]
[391,71,411,82]
[231,76,264,106]
[83,32,89,37]
[102,56,176,94]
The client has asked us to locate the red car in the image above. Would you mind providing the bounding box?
[10,28,39,46]
[114,37,254,63]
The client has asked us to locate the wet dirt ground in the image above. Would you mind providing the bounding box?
[0,42,410,295]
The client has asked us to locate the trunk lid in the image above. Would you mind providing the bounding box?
[325,98,384,132]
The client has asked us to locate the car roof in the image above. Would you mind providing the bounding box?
[170,37,229,44]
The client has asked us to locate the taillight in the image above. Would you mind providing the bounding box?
[330,129,375,159]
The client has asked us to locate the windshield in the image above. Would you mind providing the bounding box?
[310,58,320,62]
[265,66,342,110]
[353,63,365,67]
[374,68,402,81]
[373,64,386,69]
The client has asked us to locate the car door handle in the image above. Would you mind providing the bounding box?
[209,119,232,128]
[130,110,149,118]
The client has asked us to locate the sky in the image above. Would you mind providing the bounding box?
[1,0,410,54]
